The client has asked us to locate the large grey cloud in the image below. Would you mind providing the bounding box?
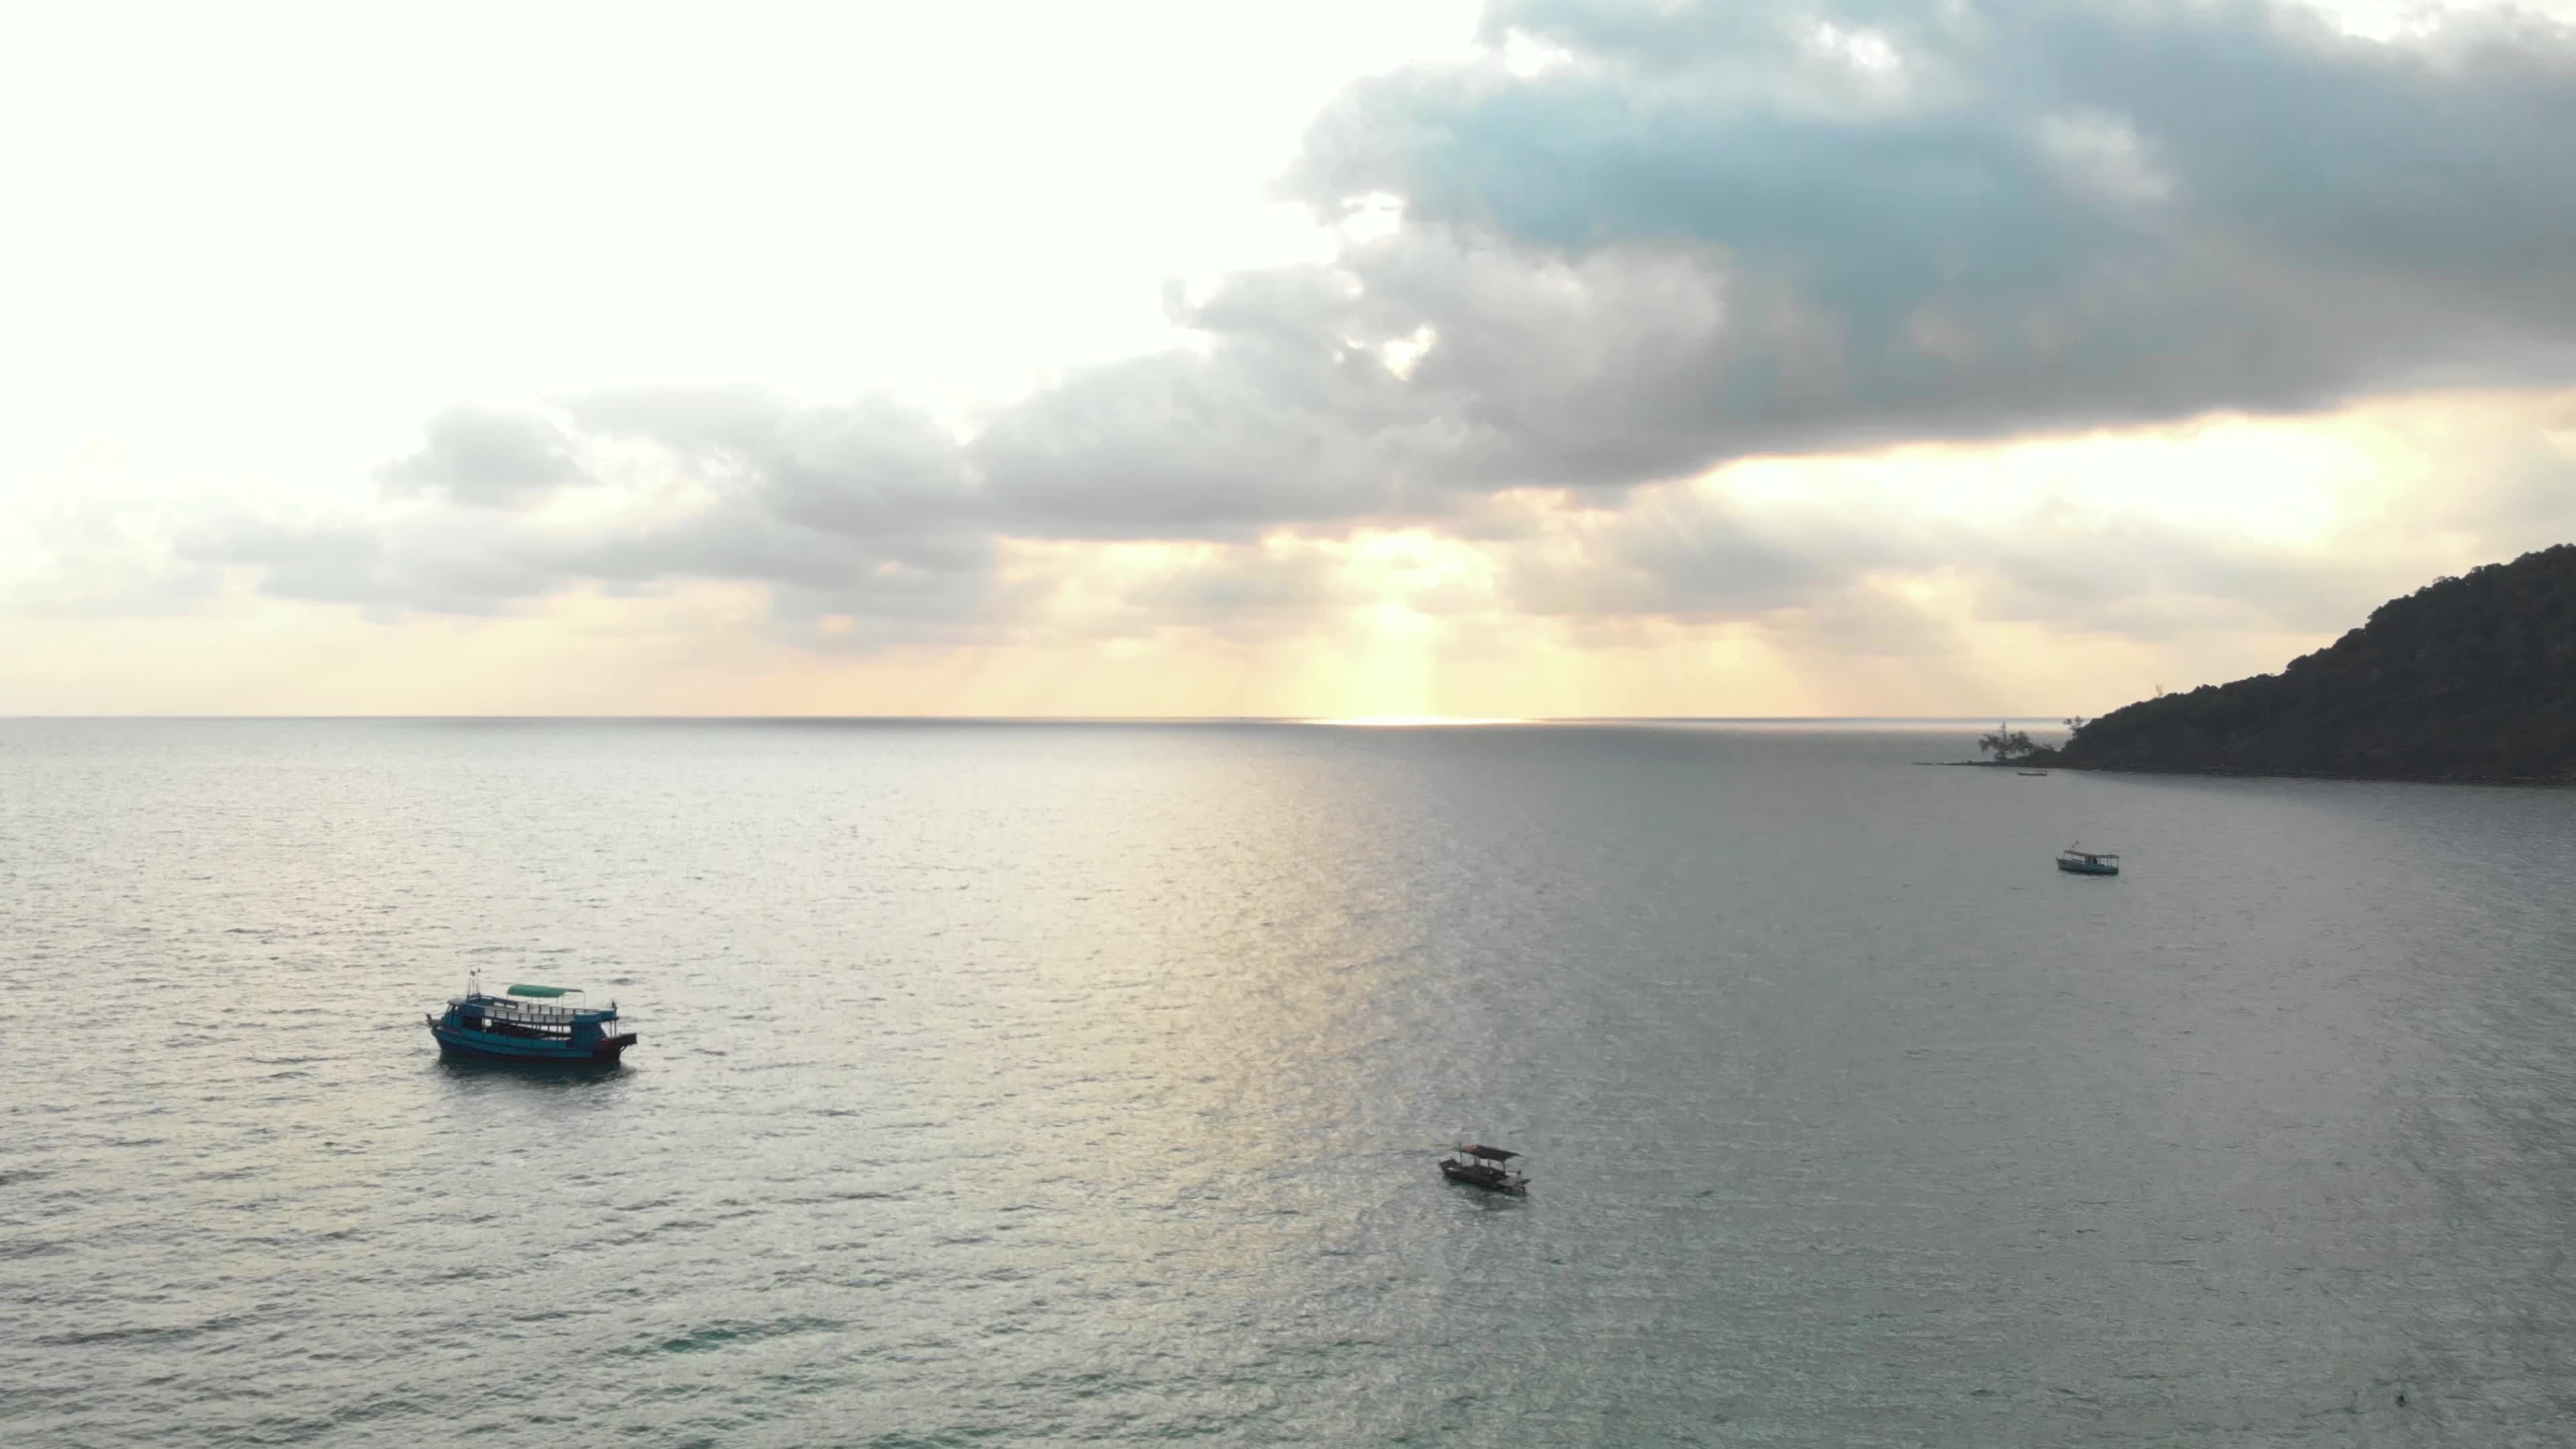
[187,0,2576,649]
[1277,0,2576,487]
[890,0,2576,528]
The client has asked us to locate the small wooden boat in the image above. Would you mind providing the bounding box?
[2056,846,2119,877]
[1439,1144,1528,1194]
[425,974,638,1063]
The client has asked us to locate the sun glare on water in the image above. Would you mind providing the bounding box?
[1310,714,1529,727]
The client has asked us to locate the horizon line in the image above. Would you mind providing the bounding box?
[0,712,2083,724]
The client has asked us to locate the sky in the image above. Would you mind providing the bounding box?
[5,0,2575,717]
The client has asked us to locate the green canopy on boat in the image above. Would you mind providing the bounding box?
[505,983,579,998]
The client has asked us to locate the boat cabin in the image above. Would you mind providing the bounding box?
[455,985,583,1034]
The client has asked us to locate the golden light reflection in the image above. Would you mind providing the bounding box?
[1310,714,1529,727]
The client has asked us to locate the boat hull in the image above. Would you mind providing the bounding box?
[427,1021,637,1063]
[2056,861,2119,876]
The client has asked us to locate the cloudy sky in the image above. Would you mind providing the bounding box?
[6,0,2574,717]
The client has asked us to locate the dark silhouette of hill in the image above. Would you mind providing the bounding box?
[2048,544,2576,783]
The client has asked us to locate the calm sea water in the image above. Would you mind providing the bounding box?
[5,719,2574,1446]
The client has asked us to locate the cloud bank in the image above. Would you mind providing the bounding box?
[152,0,2576,674]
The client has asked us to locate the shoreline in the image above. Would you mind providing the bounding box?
[1923,758,2573,788]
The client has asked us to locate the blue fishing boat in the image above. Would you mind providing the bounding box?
[2056,846,2121,877]
[425,975,637,1063]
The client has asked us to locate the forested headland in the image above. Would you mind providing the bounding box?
[2008,545,2576,784]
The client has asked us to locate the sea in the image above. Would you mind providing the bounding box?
[4,718,2573,1447]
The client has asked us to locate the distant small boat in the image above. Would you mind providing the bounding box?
[426,975,637,1063]
[1440,1144,1529,1194]
[2017,769,2049,777]
[2056,847,2120,877]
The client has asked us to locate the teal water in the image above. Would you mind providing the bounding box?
[4,720,2573,1446]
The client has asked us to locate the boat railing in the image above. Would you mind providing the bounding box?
[457,998,616,1026]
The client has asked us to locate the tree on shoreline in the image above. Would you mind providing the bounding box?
[1977,723,2039,761]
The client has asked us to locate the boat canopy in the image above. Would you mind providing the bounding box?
[505,984,580,998]
[1457,1144,1518,1161]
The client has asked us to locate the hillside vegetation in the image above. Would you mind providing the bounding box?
[2050,544,2576,783]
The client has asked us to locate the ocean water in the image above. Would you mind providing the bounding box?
[4,718,2574,1447]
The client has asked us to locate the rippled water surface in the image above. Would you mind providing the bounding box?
[5,719,2575,1446]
